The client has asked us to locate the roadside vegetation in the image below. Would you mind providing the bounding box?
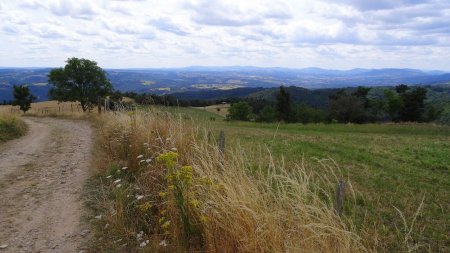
[85,108,379,252]
[0,111,27,143]
[81,105,449,252]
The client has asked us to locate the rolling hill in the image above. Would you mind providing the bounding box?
[1,67,450,102]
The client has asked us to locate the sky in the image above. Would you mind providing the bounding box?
[1,0,450,70]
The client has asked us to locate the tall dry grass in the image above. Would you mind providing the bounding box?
[90,108,371,252]
[0,108,27,142]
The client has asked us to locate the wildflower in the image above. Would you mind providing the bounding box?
[140,241,147,247]
[138,202,152,212]
[106,175,112,179]
[161,221,170,230]
[146,158,152,163]
[200,215,209,223]
[104,223,109,229]
[116,184,122,188]
[136,195,144,200]
[140,159,146,163]
[190,199,199,208]
[137,154,144,159]
[159,240,168,247]
[121,167,128,170]
[171,147,177,151]
[113,179,121,184]
[156,151,178,168]
[143,142,149,147]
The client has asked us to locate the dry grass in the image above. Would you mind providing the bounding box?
[0,109,27,142]
[87,108,372,252]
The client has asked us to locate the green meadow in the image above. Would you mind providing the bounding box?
[159,105,450,252]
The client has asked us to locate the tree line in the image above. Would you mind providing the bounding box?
[227,85,439,123]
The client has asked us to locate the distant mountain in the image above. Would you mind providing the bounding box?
[0,66,449,102]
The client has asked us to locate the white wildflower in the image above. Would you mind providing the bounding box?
[159,240,168,247]
[146,158,152,163]
[116,184,122,188]
[106,175,112,179]
[171,147,177,151]
[140,159,146,163]
[136,195,144,200]
[113,179,121,184]
[137,155,144,159]
[121,166,128,170]
[104,223,109,229]
[139,242,147,247]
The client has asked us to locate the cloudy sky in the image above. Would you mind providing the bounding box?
[1,0,449,70]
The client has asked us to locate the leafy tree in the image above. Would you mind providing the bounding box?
[399,87,427,122]
[383,89,403,121]
[226,101,252,121]
[293,104,326,123]
[276,86,292,122]
[48,57,113,111]
[12,85,36,113]
[329,90,365,123]
[352,86,371,109]
[395,84,409,94]
[257,105,277,122]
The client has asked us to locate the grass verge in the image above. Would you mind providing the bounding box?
[85,108,374,252]
[0,112,27,143]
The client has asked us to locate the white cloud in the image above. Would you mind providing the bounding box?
[0,0,449,70]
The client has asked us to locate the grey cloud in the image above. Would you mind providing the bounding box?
[2,26,18,34]
[49,0,96,20]
[323,0,431,11]
[150,18,189,36]
[138,32,156,40]
[373,32,438,46]
[292,26,361,46]
[35,28,65,39]
[102,21,140,35]
[186,0,291,27]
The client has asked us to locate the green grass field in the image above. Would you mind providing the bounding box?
[155,106,450,252]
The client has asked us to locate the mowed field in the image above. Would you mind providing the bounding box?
[162,106,450,252]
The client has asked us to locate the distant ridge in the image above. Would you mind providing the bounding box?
[0,66,449,102]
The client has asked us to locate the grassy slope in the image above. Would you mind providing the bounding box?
[165,106,450,252]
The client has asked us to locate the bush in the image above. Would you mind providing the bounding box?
[0,112,27,142]
[257,105,277,122]
[293,104,326,123]
[226,101,252,121]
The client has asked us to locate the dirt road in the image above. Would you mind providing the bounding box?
[0,117,93,253]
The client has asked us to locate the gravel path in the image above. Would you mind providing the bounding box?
[0,117,93,253]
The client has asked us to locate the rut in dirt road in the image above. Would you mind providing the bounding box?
[0,117,93,253]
